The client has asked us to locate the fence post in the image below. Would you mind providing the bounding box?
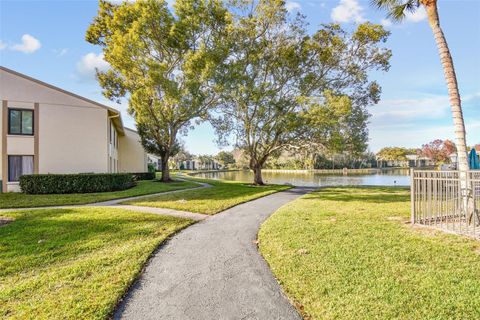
[410,168,415,224]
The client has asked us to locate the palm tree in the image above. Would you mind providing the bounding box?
[372,0,468,173]
[372,0,473,219]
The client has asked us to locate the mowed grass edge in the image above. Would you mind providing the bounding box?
[123,179,291,214]
[0,180,198,209]
[258,186,480,319]
[0,207,194,319]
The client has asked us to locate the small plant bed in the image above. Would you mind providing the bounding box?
[123,179,291,215]
[0,207,193,319]
[258,187,480,319]
[0,180,198,209]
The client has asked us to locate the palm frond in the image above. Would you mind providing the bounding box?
[371,0,421,22]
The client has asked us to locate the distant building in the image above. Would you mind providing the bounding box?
[147,154,162,170]
[405,154,435,168]
[196,159,221,170]
[377,154,434,168]
[176,158,221,170]
[176,159,196,170]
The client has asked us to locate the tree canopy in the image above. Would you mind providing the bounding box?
[377,147,418,161]
[215,151,235,168]
[420,139,456,164]
[211,0,391,184]
[86,0,230,181]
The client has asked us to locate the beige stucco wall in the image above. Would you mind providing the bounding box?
[0,68,112,191]
[0,68,147,192]
[118,128,147,173]
[1,69,105,109]
[39,104,108,174]
[7,136,35,155]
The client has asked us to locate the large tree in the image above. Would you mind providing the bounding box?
[212,0,391,184]
[215,151,235,168]
[86,0,229,181]
[420,139,456,164]
[377,147,418,161]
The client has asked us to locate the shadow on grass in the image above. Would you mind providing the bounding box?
[0,208,183,276]
[0,180,196,209]
[131,181,289,203]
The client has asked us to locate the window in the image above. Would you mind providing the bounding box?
[8,155,34,182]
[8,109,34,135]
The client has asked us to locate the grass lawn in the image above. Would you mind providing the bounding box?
[123,179,291,214]
[259,187,480,320]
[0,180,198,209]
[0,207,193,319]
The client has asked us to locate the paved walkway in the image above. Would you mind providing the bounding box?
[114,187,314,320]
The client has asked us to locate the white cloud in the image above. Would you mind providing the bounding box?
[53,48,68,57]
[370,120,480,152]
[331,0,364,23]
[380,18,392,27]
[76,52,110,80]
[405,7,427,23]
[368,92,480,150]
[11,34,41,54]
[370,95,450,124]
[286,1,301,12]
[0,40,6,50]
[370,92,480,125]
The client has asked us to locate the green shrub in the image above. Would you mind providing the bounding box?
[131,172,156,180]
[148,163,156,173]
[19,173,135,194]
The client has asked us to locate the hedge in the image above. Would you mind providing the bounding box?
[19,173,136,194]
[131,172,156,181]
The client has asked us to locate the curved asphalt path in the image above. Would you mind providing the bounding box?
[114,187,314,320]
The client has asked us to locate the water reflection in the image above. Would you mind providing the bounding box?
[195,169,410,187]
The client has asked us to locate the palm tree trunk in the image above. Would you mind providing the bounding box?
[423,1,473,218]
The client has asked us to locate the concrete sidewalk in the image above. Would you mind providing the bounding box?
[114,187,314,320]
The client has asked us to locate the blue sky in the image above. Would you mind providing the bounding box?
[1,0,479,155]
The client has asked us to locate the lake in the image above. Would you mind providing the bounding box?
[195,169,411,187]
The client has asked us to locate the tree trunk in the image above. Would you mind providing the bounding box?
[160,155,171,182]
[253,165,264,185]
[424,1,474,220]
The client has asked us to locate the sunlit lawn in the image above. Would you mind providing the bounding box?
[259,186,480,319]
[123,179,291,214]
[0,180,197,209]
[0,207,193,319]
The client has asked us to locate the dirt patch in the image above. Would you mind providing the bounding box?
[296,248,310,255]
[0,217,14,227]
[386,216,408,222]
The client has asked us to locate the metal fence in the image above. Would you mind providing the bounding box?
[411,170,480,239]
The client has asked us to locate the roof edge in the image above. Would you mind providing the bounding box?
[0,66,125,130]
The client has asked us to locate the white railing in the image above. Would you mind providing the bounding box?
[411,170,480,239]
